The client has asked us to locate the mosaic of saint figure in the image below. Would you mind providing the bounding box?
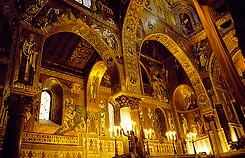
[102,29,118,50]
[182,89,198,110]
[90,73,99,101]
[99,99,107,136]
[139,107,145,127]
[179,13,193,35]
[181,114,189,135]
[148,108,156,139]
[151,67,169,102]
[193,42,209,71]
[18,33,38,85]
[168,112,175,130]
[194,111,204,135]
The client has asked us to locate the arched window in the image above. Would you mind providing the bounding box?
[75,0,91,8]
[39,91,51,120]
[39,78,63,125]
[108,103,114,129]
[155,108,167,139]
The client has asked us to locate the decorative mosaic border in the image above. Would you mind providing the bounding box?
[22,132,78,145]
[122,0,148,94]
[41,68,84,84]
[0,131,78,145]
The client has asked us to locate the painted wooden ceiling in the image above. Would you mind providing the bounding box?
[42,32,100,78]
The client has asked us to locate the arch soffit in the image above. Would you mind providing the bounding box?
[143,33,211,110]
[140,61,151,84]
[86,61,107,98]
[42,77,64,92]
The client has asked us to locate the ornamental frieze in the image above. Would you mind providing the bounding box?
[40,68,84,84]
[22,132,78,145]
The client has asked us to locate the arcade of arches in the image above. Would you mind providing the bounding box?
[1,0,245,157]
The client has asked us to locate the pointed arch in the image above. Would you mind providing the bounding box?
[46,21,117,68]
[44,21,122,94]
[141,33,211,109]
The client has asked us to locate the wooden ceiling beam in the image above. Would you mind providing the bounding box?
[42,33,63,58]
[60,34,81,62]
[51,33,72,60]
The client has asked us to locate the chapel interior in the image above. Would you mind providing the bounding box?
[1,0,245,158]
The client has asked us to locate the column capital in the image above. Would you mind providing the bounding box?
[4,94,33,117]
[115,95,141,110]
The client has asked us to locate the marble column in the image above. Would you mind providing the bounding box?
[204,114,223,155]
[215,103,231,143]
[130,103,145,158]
[193,0,245,129]
[1,94,33,158]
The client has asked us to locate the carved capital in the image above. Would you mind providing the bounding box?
[115,95,141,110]
[4,94,33,117]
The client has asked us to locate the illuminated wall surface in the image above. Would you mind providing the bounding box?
[120,107,132,132]
[108,103,115,129]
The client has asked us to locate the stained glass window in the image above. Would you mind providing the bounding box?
[75,0,91,8]
[108,103,114,128]
[39,91,51,120]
